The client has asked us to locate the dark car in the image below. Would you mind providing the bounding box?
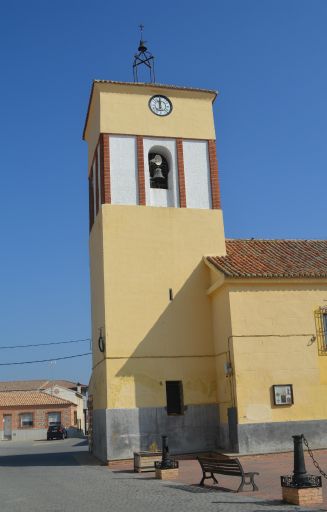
[47,424,68,440]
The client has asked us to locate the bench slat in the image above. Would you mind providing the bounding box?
[197,456,259,492]
[199,457,242,476]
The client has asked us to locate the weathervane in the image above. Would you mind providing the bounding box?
[133,24,155,83]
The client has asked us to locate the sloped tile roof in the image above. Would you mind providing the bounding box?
[0,380,87,392]
[0,391,73,407]
[207,239,327,278]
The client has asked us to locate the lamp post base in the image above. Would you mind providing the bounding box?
[155,467,179,480]
[282,486,323,506]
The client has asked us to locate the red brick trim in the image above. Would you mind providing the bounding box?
[95,148,99,215]
[208,140,221,209]
[176,139,187,208]
[89,169,94,231]
[100,134,111,204]
[137,136,146,205]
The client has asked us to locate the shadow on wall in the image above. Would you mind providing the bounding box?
[109,261,222,459]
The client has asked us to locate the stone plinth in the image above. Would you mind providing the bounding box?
[282,486,323,506]
[155,467,179,480]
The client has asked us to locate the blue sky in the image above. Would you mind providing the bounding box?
[0,1,326,384]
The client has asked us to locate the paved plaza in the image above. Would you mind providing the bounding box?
[0,438,327,512]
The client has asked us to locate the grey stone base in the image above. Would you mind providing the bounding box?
[92,404,220,462]
[237,419,327,454]
[92,407,327,461]
[92,409,108,462]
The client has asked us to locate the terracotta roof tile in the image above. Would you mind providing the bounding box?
[207,239,327,278]
[0,391,73,407]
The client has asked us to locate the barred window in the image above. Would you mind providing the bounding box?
[314,307,327,354]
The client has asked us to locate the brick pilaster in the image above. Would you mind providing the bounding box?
[137,136,146,205]
[208,140,221,209]
[95,148,99,215]
[176,139,187,208]
[100,134,111,204]
[89,171,94,231]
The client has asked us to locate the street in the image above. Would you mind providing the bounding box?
[0,438,324,512]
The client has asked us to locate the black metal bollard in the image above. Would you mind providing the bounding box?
[292,435,308,485]
[154,435,179,470]
[161,435,169,466]
[281,434,322,489]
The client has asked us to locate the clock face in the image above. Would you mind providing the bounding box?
[149,95,172,116]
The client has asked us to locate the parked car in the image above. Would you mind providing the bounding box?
[47,424,68,440]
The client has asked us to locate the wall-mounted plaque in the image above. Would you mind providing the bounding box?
[273,384,293,405]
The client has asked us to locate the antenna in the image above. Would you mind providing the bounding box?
[133,24,155,83]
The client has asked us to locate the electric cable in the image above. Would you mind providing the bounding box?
[0,338,91,350]
[0,352,91,366]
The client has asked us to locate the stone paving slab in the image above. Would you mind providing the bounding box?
[110,449,327,511]
[1,439,326,512]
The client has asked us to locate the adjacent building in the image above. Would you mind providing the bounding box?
[0,380,88,440]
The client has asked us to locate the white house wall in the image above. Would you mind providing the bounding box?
[183,140,212,209]
[109,135,138,205]
[143,138,179,208]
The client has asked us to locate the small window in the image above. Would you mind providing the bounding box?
[149,152,169,189]
[20,413,33,428]
[324,314,327,345]
[166,381,184,415]
[314,307,327,354]
[48,412,61,425]
[74,411,78,426]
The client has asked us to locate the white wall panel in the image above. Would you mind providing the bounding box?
[183,140,212,209]
[109,136,138,205]
[143,138,179,208]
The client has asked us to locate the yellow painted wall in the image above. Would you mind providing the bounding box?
[85,89,100,171]
[221,282,327,424]
[107,358,217,409]
[89,214,107,410]
[84,82,217,170]
[89,204,226,409]
[210,285,234,424]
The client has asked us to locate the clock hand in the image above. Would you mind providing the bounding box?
[158,97,162,110]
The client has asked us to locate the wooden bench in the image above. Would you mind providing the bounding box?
[197,457,259,492]
[133,451,162,473]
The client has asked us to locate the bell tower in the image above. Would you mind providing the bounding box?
[83,78,226,462]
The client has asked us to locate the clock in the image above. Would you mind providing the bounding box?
[149,95,173,116]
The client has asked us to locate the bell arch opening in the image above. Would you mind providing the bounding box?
[148,149,170,190]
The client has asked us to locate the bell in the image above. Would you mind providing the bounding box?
[152,167,165,180]
[138,40,147,53]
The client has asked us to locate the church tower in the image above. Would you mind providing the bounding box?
[83,78,226,462]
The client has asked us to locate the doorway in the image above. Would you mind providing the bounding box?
[3,415,12,440]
